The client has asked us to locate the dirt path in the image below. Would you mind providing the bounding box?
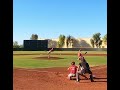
[13,65,107,90]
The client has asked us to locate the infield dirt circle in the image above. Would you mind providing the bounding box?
[33,56,64,60]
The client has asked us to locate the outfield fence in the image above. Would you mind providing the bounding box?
[13,48,107,51]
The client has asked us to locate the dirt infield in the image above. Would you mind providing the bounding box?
[13,65,107,90]
[33,57,64,60]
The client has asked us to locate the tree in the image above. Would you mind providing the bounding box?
[48,39,57,48]
[66,35,74,48]
[30,34,38,40]
[13,41,20,48]
[90,39,94,48]
[103,34,107,45]
[57,41,60,48]
[19,45,23,48]
[98,40,103,48]
[58,34,65,48]
[91,33,102,48]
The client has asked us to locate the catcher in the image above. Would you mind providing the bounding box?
[67,61,78,80]
[67,61,88,80]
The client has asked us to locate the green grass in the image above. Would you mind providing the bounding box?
[13,51,107,69]
[13,51,107,54]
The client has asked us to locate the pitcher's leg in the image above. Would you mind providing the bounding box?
[48,53,50,58]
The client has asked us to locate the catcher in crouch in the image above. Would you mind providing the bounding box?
[76,56,94,82]
[67,61,88,80]
[47,48,53,58]
[67,61,78,80]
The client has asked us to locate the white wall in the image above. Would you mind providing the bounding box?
[38,38,107,48]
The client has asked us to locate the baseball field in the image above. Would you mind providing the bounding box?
[13,51,107,90]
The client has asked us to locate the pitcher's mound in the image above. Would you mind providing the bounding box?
[33,57,64,60]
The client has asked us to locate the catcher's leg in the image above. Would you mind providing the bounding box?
[68,74,74,80]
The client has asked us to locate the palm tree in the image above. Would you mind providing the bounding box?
[66,35,74,48]
[58,34,65,48]
[30,34,38,40]
[90,33,102,48]
[103,34,107,45]
[90,39,94,48]
[98,40,102,48]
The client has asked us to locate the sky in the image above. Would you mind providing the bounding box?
[13,0,107,45]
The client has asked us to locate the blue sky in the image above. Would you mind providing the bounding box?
[13,0,107,45]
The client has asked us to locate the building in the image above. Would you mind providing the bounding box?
[38,37,107,48]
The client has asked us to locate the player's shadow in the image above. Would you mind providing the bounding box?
[93,77,107,82]
[82,77,107,83]
[94,77,107,79]
[71,77,107,82]
[93,81,107,82]
[79,80,107,83]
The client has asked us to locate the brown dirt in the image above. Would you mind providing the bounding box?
[33,57,64,60]
[13,65,107,90]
